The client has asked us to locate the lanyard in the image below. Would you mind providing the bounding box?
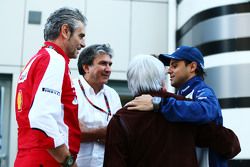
[78,79,111,121]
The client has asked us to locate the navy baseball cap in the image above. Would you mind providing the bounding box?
[159,46,204,69]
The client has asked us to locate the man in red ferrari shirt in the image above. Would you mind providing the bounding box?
[14,7,87,167]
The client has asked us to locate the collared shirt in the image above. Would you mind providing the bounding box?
[73,76,122,167]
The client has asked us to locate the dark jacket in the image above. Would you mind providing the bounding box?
[103,91,240,167]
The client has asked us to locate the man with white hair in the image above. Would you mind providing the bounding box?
[103,55,240,167]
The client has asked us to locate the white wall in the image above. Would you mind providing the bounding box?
[0,0,25,67]
[71,0,169,80]
[6,0,169,81]
[223,108,250,159]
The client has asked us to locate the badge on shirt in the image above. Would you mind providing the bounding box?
[17,89,23,112]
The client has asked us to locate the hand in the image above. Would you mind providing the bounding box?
[125,94,153,111]
[72,162,78,167]
[79,122,107,143]
[47,144,72,166]
[97,126,107,139]
[79,122,87,133]
[96,138,106,145]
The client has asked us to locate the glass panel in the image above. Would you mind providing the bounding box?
[0,74,12,167]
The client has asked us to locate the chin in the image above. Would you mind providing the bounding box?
[73,53,78,58]
[67,54,77,59]
[103,80,109,84]
[171,82,177,87]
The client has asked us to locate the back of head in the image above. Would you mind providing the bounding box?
[77,44,113,75]
[127,55,165,96]
[44,7,87,41]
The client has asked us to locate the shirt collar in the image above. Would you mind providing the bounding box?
[43,41,70,64]
[79,75,105,95]
[177,76,203,96]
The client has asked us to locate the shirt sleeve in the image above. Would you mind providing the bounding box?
[160,87,222,124]
[103,114,128,167]
[28,51,65,148]
[112,91,122,114]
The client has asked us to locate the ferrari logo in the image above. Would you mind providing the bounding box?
[17,90,23,112]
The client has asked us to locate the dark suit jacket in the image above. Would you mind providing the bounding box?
[103,91,241,167]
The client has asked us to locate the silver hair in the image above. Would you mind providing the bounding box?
[44,7,87,41]
[127,55,166,96]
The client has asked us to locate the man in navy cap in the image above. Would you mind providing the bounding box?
[126,46,228,167]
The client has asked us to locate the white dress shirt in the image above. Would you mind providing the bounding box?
[73,76,122,167]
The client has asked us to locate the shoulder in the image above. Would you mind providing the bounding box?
[115,107,127,116]
[47,48,65,62]
[115,107,154,119]
[104,85,119,96]
[72,77,80,85]
[112,108,137,127]
[194,82,216,98]
[35,48,66,72]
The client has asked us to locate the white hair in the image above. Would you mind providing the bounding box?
[127,55,166,96]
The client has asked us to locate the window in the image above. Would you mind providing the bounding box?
[0,74,12,167]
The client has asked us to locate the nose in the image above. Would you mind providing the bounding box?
[167,67,172,74]
[80,39,85,48]
[105,64,112,73]
[80,43,85,48]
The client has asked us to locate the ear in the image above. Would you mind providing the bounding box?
[190,62,198,73]
[60,24,70,39]
[161,81,167,91]
[82,64,89,74]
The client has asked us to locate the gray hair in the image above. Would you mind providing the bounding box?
[127,55,166,96]
[77,44,113,75]
[44,7,87,41]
